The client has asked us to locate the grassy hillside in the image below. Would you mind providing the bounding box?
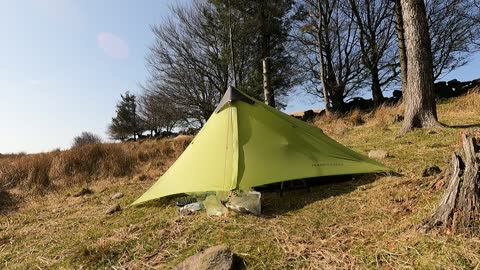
[1,90,480,269]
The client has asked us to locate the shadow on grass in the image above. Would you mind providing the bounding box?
[0,190,19,215]
[131,173,386,218]
[259,174,380,218]
[447,124,480,129]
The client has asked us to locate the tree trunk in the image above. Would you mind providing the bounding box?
[260,4,275,108]
[228,0,237,87]
[262,57,275,107]
[371,65,384,106]
[316,0,331,115]
[394,0,408,92]
[330,88,345,112]
[400,0,441,134]
[421,129,480,235]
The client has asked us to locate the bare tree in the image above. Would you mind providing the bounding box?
[138,90,183,136]
[144,1,230,125]
[144,0,296,125]
[400,0,442,134]
[426,0,479,80]
[294,0,366,112]
[393,0,408,92]
[348,0,399,106]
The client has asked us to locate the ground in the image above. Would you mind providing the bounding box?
[1,91,480,269]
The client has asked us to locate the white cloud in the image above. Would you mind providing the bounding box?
[97,32,130,59]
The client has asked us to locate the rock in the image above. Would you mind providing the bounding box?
[105,204,121,215]
[73,187,93,197]
[174,245,244,270]
[422,165,441,177]
[368,150,389,160]
[111,192,124,200]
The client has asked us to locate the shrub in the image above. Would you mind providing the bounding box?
[72,132,102,148]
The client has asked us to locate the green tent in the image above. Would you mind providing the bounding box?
[132,87,385,205]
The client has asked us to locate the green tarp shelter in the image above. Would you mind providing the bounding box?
[132,87,386,205]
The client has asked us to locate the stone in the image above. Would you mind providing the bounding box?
[422,165,441,177]
[174,245,244,270]
[111,192,124,200]
[105,204,121,215]
[368,150,389,160]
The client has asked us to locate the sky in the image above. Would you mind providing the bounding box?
[0,0,479,154]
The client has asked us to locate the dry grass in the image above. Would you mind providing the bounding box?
[314,112,350,136]
[0,136,192,195]
[1,93,480,269]
[367,103,404,129]
[49,144,135,182]
[0,153,53,193]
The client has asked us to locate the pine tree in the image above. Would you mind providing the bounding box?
[108,91,140,141]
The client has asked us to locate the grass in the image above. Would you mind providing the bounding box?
[1,91,480,269]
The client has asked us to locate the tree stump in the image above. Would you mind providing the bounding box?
[421,129,480,234]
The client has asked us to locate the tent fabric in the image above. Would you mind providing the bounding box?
[132,87,386,205]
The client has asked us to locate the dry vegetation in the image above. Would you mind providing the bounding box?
[1,90,480,269]
[0,136,192,196]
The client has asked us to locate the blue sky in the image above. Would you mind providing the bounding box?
[0,0,479,154]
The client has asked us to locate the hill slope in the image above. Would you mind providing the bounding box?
[1,91,480,269]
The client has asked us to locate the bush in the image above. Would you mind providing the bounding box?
[72,132,102,148]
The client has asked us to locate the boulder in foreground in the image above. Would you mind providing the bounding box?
[174,245,245,270]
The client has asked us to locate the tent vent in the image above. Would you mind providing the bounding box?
[214,86,255,113]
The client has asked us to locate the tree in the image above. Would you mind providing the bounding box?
[393,0,408,92]
[144,0,297,126]
[294,0,365,112]
[400,0,442,134]
[426,0,480,80]
[250,0,294,107]
[108,91,140,141]
[72,132,102,148]
[144,1,230,125]
[212,0,297,108]
[395,0,479,89]
[348,0,399,106]
[138,90,184,136]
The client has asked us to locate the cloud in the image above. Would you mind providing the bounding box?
[97,32,130,59]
